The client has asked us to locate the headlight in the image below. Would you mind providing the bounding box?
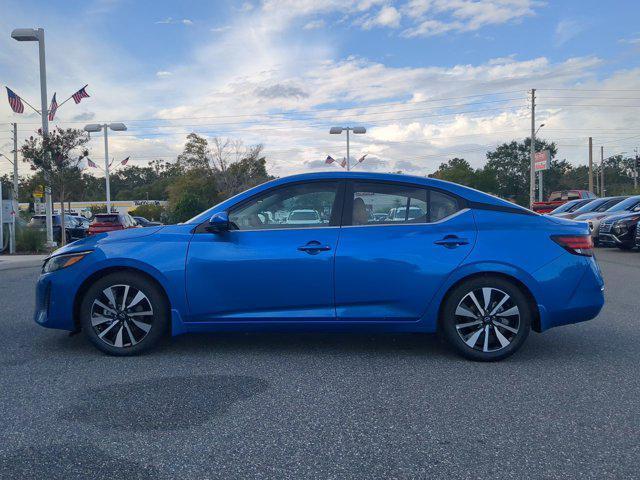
[42,251,92,273]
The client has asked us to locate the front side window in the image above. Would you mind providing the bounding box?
[229,181,339,230]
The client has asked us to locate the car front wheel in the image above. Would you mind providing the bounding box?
[440,276,532,361]
[80,272,169,356]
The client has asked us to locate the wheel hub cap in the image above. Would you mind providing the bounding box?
[454,287,520,353]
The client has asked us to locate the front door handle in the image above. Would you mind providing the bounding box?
[434,235,469,248]
[298,241,331,254]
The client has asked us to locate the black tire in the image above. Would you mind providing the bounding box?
[440,276,531,362]
[80,272,169,356]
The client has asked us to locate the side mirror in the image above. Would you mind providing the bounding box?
[207,211,230,233]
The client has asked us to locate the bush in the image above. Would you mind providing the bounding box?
[129,204,166,222]
[16,227,46,253]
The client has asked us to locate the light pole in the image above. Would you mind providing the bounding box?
[535,123,545,201]
[12,27,55,248]
[84,123,127,212]
[330,126,366,171]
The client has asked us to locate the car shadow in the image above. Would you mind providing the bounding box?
[60,374,270,432]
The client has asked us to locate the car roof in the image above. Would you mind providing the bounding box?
[188,171,529,224]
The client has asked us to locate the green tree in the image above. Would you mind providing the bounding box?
[484,138,557,206]
[20,127,90,245]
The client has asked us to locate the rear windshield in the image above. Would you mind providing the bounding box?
[609,196,640,212]
[28,216,46,226]
[92,215,120,224]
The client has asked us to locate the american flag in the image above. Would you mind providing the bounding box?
[356,154,367,163]
[325,155,335,164]
[121,156,129,165]
[6,87,24,114]
[72,85,90,104]
[48,93,58,121]
[87,158,98,168]
[340,157,347,168]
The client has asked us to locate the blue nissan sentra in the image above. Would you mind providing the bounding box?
[34,172,604,361]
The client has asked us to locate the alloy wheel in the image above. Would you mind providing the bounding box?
[454,287,520,353]
[90,284,154,348]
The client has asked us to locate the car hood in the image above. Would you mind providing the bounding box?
[50,226,164,257]
[573,212,611,221]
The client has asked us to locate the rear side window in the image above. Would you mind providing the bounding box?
[348,182,461,225]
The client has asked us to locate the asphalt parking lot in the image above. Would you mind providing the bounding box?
[0,248,639,479]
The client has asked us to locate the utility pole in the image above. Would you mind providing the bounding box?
[634,148,638,191]
[529,89,536,208]
[588,137,593,193]
[600,146,605,196]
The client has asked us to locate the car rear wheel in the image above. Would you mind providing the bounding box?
[440,276,531,361]
[80,272,169,356]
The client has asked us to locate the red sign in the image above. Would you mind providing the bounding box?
[534,150,550,171]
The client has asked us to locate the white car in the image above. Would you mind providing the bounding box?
[286,209,321,225]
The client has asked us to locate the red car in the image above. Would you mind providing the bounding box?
[88,213,140,235]
[531,190,596,214]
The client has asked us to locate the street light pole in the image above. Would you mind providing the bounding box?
[103,125,111,212]
[330,126,366,171]
[12,27,55,248]
[85,123,127,212]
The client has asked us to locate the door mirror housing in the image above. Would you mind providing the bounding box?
[207,211,230,233]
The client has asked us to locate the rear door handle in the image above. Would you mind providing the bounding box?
[434,236,469,248]
[298,241,331,254]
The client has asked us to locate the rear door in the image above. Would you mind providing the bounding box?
[334,180,477,321]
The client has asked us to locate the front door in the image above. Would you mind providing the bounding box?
[334,181,476,320]
[185,181,344,321]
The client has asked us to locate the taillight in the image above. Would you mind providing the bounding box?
[551,235,594,256]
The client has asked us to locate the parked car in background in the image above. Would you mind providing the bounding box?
[28,214,87,243]
[286,209,322,225]
[555,196,626,220]
[34,172,604,362]
[598,211,640,250]
[548,198,594,216]
[88,213,139,235]
[531,190,596,214]
[71,215,90,230]
[132,216,163,227]
[574,195,640,245]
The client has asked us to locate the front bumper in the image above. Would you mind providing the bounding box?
[34,269,80,331]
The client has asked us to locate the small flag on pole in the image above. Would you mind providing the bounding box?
[6,87,24,113]
[356,154,367,163]
[72,85,90,104]
[48,93,58,121]
[87,158,98,168]
[325,155,335,165]
[121,156,129,166]
[340,157,347,168]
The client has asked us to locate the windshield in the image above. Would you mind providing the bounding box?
[607,196,640,212]
[551,200,580,213]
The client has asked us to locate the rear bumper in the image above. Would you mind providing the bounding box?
[533,254,604,332]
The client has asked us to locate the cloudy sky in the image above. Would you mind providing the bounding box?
[1,0,639,179]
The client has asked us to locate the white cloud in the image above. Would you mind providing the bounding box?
[211,25,232,33]
[155,17,194,26]
[360,6,402,29]
[304,19,326,30]
[554,19,586,46]
[156,71,172,77]
[402,0,540,37]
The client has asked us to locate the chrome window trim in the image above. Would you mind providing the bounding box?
[342,207,470,229]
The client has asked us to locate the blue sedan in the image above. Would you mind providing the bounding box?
[34,172,604,361]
